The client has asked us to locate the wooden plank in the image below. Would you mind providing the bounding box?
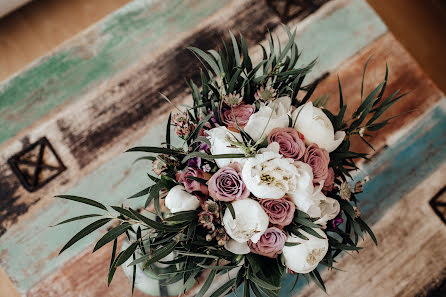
[0,0,229,145]
[0,0,390,295]
[0,0,131,81]
[314,33,443,157]
[297,156,446,297]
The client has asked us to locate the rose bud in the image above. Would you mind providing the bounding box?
[259,198,295,227]
[304,143,330,184]
[268,127,306,160]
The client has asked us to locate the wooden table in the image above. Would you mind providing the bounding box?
[0,0,445,296]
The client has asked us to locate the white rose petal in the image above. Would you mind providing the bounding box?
[242,149,300,199]
[224,240,251,255]
[244,97,291,142]
[207,126,247,168]
[165,185,200,213]
[292,102,346,152]
[223,199,269,243]
[283,228,328,274]
[313,195,341,226]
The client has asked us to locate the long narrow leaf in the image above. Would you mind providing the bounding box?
[93,223,132,252]
[55,195,107,211]
[59,218,111,254]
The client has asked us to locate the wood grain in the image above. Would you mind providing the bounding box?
[0,0,131,81]
[313,33,443,157]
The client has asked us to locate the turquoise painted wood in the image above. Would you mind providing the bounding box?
[0,0,391,294]
[0,0,228,145]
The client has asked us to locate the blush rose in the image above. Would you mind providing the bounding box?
[259,198,295,227]
[248,227,287,258]
[222,104,255,129]
[304,144,330,184]
[208,163,250,202]
[176,167,209,195]
[268,127,306,159]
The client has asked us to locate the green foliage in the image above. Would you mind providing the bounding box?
[54,26,405,296]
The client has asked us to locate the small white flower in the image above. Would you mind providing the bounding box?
[282,228,328,274]
[241,145,301,199]
[255,86,277,102]
[165,185,200,213]
[224,239,251,255]
[222,199,269,243]
[292,102,345,152]
[244,96,291,142]
[207,126,247,168]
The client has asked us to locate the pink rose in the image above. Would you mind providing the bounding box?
[259,198,295,227]
[248,227,287,258]
[268,128,306,160]
[322,167,335,193]
[176,167,208,195]
[304,144,330,184]
[222,104,255,129]
[208,163,250,202]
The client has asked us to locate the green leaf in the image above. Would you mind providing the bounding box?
[93,223,132,252]
[225,202,236,219]
[248,272,280,291]
[300,226,325,239]
[284,242,301,247]
[294,217,320,229]
[166,112,172,148]
[131,253,136,295]
[361,56,373,100]
[192,136,211,148]
[357,217,378,245]
[196,269,217,297]
[338,75,343,109]
[230,31,241,67]
[126,146,183,155]
[182,152,246,163]
[55,195,107,211]
[209,277,236,297]
[51,214,102,226]
[339,200,356,219]
[198,264,240,271]
[59,218,111,254]
[108,249,123,286]
[127,186,152,199]
[185,176,208,185]
[115,242,138,267]
[309,269,326,293]
[129,208,183,232]
[131,240,177,268]
[165,210,199,222]
[188,46,221,77]
[146,182,162,208]
[111,206,138,220]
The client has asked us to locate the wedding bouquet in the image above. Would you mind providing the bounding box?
[55,27,404,296]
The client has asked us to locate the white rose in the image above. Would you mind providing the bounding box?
[165,185,200,213]
[282,228,328,273]
[224,239,250,255]
[207,126,247,168]
[223,199,269,243]
[292,102,345,152]
[244,96,291,142]
[241,147,301,199]
[313,193,340,226]
[289,182,340,226]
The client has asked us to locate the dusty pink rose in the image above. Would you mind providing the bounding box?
[259,198,295,227]
[304,144,330,184]
[248,227,287,258]
[322,167,335,193]
[268,128,306,160]
[222,104,255,128]
[208,163,249,202]
[176,167,208,195]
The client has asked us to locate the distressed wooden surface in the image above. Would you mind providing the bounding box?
[0,0,445,296]
[298,153,446,297]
